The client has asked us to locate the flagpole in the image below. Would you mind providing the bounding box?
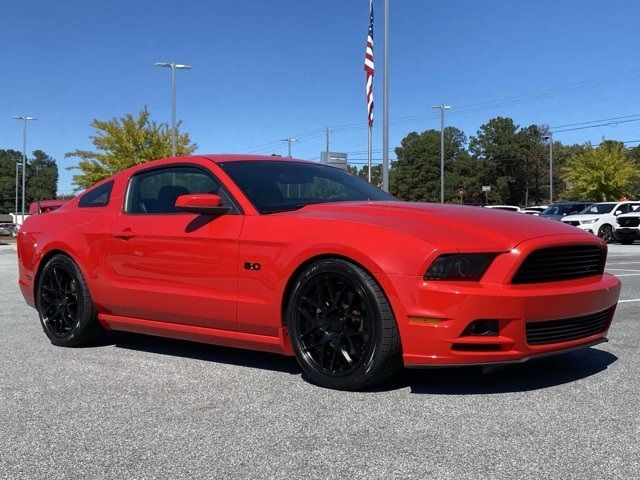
[382,0,389,192]
[367,126,372,182]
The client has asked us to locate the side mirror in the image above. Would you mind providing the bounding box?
[614,210,622,216]
[175,194,231,215]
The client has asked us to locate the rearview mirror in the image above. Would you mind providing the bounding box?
[175,194,231,215]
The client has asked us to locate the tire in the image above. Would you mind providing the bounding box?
[598,224,613,243]
[285,259,401,390]
[619,239,634,245]
[35,254,104,347]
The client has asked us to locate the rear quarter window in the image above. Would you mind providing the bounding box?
[78,181,114,208]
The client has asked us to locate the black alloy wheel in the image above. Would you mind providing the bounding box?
[39,265,79,337]
[36,254,104,347]
[286,259,400,390]
[598,225,613,243]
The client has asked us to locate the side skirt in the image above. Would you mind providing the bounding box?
[98,314,293,356]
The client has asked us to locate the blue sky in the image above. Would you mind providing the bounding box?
[2,0,640,194]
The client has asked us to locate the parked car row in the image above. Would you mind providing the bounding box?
[0,223,18,237]
[484,200,640,244]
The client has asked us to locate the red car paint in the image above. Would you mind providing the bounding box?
[17,155,621,366]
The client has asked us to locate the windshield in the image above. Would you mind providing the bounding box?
[541,203,590,216]
[219,160,396,214]
[580,203,615,215]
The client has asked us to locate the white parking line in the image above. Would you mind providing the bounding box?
[619,299,640,303]
[614,273,640,277]
[607,261,640,265]
[606,268,640,272]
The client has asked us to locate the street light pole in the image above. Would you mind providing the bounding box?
[548,133,553,204]
[431,105,451,203]
[12,115,37,223]
[543,133,554,204]
[154,62,192,157]
[281,138,297,157]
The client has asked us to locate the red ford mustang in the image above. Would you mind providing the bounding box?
[17,155,621,390]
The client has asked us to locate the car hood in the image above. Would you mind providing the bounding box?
[283,201,587,251]
[561,214,602,222]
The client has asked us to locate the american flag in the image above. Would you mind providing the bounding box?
[364,0,374,128]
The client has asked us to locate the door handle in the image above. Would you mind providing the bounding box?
[113,229,134,239]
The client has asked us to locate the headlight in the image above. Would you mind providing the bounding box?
[580,218,598,225]
[424,254,496,281]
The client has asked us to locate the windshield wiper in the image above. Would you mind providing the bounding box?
[263,203,311,214]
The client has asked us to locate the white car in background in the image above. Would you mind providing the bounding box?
[483,205,522,212]
[561,201,640,242]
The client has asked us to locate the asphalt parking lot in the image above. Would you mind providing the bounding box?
[0,240,638,479]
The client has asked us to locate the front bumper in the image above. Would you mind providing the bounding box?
[390,273,620,366]
[383,235,621,367]
[614,228,640,241]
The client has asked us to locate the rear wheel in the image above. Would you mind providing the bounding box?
[36,254,104,347]
[286,259,401,390]
[598,224,613,243]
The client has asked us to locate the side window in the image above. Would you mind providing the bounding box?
[630,203,640,212]
[616,204,630,214]
[126,166,238,214]
[78,181,114,208]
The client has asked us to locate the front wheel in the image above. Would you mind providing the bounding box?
[598,224,613,243]
[36,254,104,347]
[286,259,401,390]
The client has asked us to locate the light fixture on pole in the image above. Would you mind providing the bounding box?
[542,133,554,203]
[12,115,37,224]
[431,105,451,204]
[154,62,192,157]
[281,138,297,157]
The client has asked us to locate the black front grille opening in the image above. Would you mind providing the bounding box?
[526,308,613,346]
[618,218,640,227]
[452,343,502,352]
[512,245,604,284]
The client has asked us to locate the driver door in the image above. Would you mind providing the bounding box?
[105,164,243,330]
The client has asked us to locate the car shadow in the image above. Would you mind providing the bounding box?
[377,347,618,395]
[105,331,302,375]
[102,333,617,394]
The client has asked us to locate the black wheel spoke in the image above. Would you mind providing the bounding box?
[293,272,373,377]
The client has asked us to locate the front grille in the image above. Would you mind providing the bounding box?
[617,217,640,228]
[526,308,613,345]
[512,245,604,284]
[565,220,580,226]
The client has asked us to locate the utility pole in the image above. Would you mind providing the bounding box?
[281,138,297,157]
[154,61,192,157]
[325,128,330,154]
[431,105,451,203]
[12,116,37,223]
[381,0,389,192]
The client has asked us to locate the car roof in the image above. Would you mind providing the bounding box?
[198,154,311,163]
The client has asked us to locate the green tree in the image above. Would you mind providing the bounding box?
[469,117,521,205]
[390,127,467,202]
[0,150,22,213]
[66,107,197,189]
[563,141,640,201]
[354,164,383,188]
[27,150,58,202]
